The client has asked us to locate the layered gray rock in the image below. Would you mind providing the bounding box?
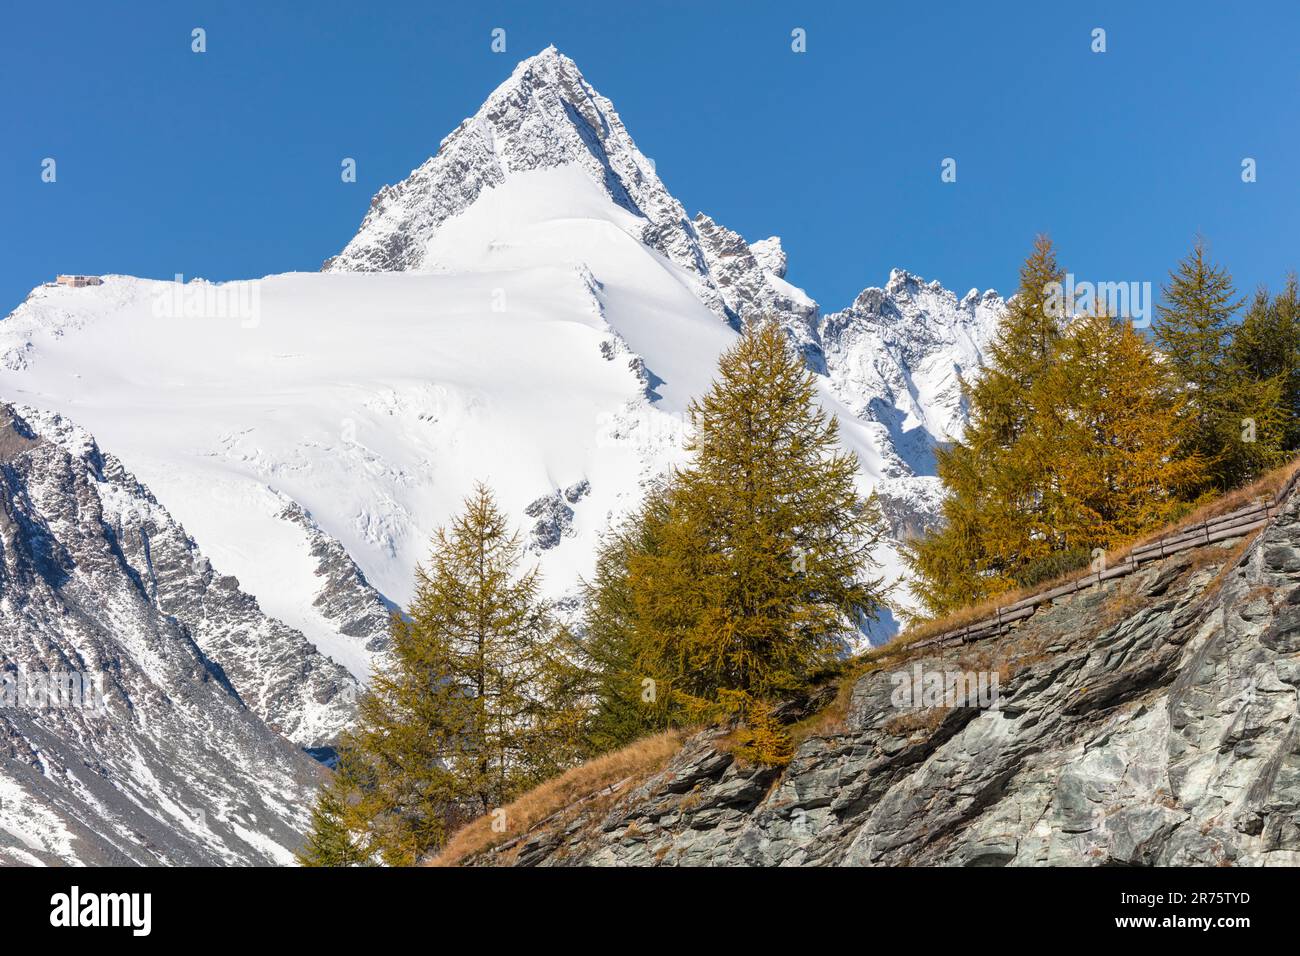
[467,489,1300,866]
[0,404,356,864]
[278,499,393,654]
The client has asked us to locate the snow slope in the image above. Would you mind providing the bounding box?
[0,46,1003,667]
[0,404,341,864]
[0,166,906,654]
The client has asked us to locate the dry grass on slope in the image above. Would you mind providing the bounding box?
[892,574,1081,650]
[432,461,1300,867]
[429,730,685,867]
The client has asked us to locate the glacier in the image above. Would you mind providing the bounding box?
[0,44,1008,863]
[1,48,1004,660]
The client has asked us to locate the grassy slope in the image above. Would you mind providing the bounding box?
[430,730,685,866]
[431,458,1300,865]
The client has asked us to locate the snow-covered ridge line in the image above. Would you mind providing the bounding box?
[13,403,361,747]
[0,46,1007,669]
[0,403,339,864]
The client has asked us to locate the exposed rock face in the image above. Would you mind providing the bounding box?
[325,45,858,385]
[0,405,354,864]
[747,237,787,279]
[822,269,1004,480]
[467,490,1300,866]
[524,480,592,553]
[691,215,823,370]
[524,490,576,552]
[277,499,393,654]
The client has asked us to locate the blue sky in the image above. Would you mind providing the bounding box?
[2,1,1297,315]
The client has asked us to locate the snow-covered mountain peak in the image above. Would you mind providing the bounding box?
[822,270,1005,488]
[839,269,1005,345]
[325,45,690,277]
[498,42,565,80]
[484,44,608,127]
[323,47,823,358]
[872,268,1003,327]
[883,267,932,293]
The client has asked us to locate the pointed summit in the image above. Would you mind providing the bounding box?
[494,43,576,91]
[324,46,696,277]
[321,48,823,359]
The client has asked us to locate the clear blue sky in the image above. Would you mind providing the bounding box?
[3,0,1297,315]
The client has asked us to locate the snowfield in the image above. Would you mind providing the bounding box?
[1,266,680,674]
[0,45,1004,691]
[0,43,1014,867]
[0,167,915,670]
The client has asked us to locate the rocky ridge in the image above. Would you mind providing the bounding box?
[463,486,1300,866]
[277,499,393,655]
[0,404,355,864]
[324,46,1006,582]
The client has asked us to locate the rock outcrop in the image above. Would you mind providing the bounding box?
[465,488,1300,866]
[0,405,355,864]
[277,499,393,654]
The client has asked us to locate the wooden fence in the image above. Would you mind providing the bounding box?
[906,466,1300,653]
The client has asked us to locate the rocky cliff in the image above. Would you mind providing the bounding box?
[0,404,356,864]
[463,486,1300,866]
